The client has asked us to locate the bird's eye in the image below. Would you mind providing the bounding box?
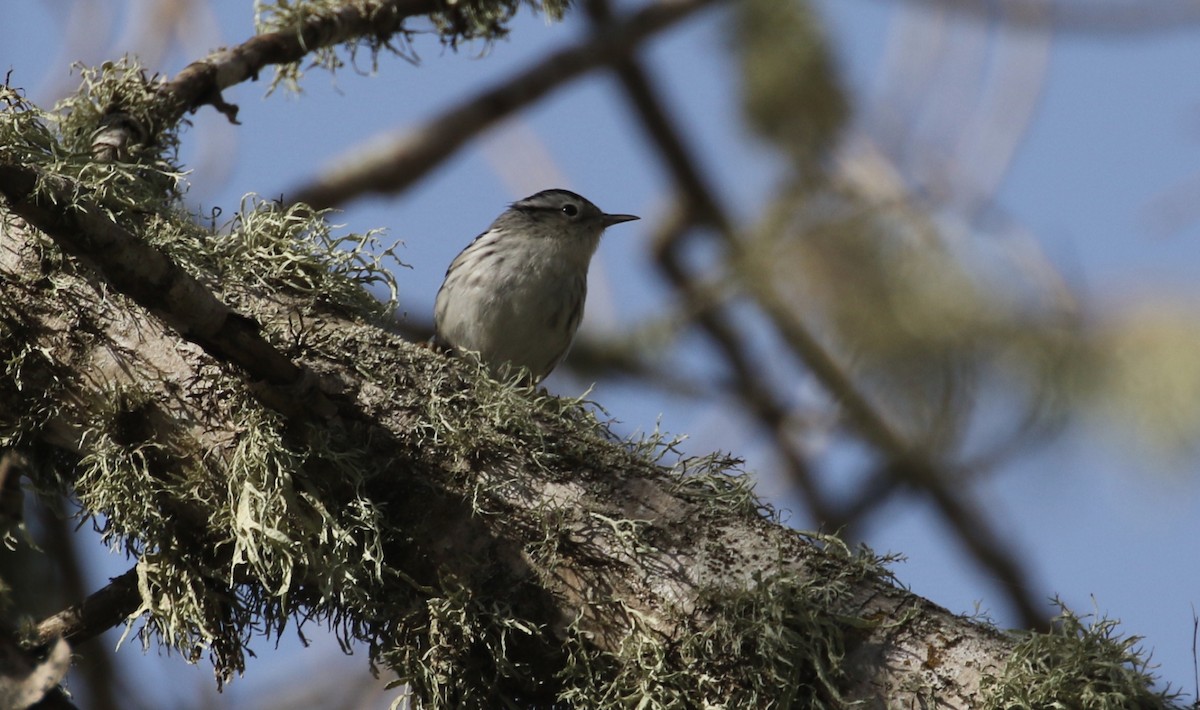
[561,203,579,218]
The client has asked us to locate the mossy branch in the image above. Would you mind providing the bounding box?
[165,0,439,123]
[0,164,336,420]
[78,0,567,157]
[1,200,1178,704]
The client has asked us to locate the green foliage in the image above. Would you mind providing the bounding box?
[980,601,1183,709]
[1081,308,1200,463]
[730,0,1200,467]
[740,175,1200,463]
[736,173,1089,459]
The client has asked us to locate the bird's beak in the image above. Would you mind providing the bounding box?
[602,213,640,228]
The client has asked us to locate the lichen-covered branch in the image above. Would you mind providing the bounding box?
[0,201,1174,705]
[161,0,438,123]
[0,164,336,420]
[86,0,566,155]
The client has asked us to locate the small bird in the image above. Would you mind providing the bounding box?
[433,189,639,383]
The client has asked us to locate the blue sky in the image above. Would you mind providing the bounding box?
[7,1,1200,705]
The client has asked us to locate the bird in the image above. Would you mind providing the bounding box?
[433,189,639,383]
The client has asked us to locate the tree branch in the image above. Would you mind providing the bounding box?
[287,0,722,209]
[0,206,1029,705]
[161,0,439,124]
[33,568,140,648]
[82,0,442,160]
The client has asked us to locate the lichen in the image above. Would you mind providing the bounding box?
[55,59,187,202]
[980,600,1183,709]
[554,536,890,708]
[72,377,401,682]
[207,196,404,318]
[253,0,570,92]
[381,583,546,707]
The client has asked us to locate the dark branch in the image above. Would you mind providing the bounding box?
[585,0,835,521]
[585,0,1050,629]
[288,0,722,209]
[33,568,139,647]
[159,0,440,123]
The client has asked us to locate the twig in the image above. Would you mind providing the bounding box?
[586,0,842,522]
[160,0,439,124]
[921,474,1049,630]
[38,499,123,710]
[0,452,23,530]
[651,204,835,522]
[84,0,440,161]
[33,567,140,646]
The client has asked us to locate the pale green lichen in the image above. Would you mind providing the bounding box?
[56,307,625,690]
[670,452,769,520]
[2,80,416,684]
[209,196,404,318]
[3,67,405,321]
[305,332,882,707]
[0,84,58,166]
[980,600,1183,709]
[72,378,401,680]
[554,536,889,709]
[254,0,569,43]
[382,583,545,707]
[1,59,185,220]
[0,317,68,450]
[254,0,569,92]
[55,59,187,202]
